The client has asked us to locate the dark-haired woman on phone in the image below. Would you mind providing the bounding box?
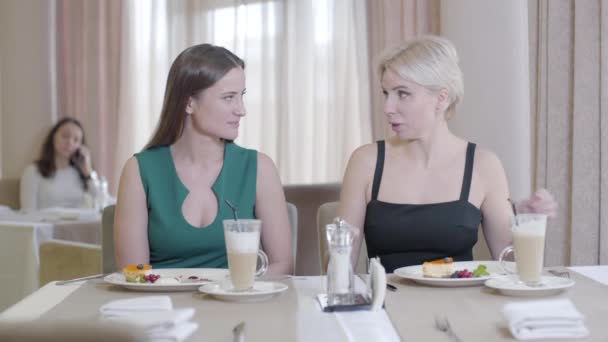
[20,117,99,211]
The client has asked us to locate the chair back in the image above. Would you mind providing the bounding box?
[0,223,39,311]
[317,201,368,274]
[286,202,298,269]
[0,178,20,209]
[39,240,101,286]
[102,205,116,273]
[473,227,492,260]
[283,183,341,275]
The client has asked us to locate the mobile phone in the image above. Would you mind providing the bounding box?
[316,293,372,312]
[71,149,83,163]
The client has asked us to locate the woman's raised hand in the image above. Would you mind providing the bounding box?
[516,188,558,218]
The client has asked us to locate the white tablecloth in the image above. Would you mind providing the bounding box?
[0,276,400,341]
[4,267,607,340]
[0,208,102,262]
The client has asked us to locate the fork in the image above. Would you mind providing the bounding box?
[232,321,245,342]
[434,315,463,342]
[55,273,110,285]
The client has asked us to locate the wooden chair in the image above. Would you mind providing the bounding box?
[0,178,20,209]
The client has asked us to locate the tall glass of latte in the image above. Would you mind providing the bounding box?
[223,219,268,291]
[499,214,547,286]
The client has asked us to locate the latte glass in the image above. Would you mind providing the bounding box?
[223,219,268,291]
[498,214,547,286]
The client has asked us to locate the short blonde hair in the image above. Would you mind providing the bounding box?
[377,35,464,116]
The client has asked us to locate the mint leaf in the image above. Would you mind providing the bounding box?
[472,264,489,277]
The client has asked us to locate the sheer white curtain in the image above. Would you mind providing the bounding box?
[113,0,371,186]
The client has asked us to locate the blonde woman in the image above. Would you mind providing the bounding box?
[339,36,556,272]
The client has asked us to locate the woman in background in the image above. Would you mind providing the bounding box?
[114,44,293,274]
[339,35,557,272]
[20,117,98,211]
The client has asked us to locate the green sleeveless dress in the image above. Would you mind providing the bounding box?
[135,142,257,269]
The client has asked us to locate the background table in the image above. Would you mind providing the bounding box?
[0,208,101,311]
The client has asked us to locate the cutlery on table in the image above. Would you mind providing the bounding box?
[232,321,245,342]
[434,315,463,342]
[55,273,110,285]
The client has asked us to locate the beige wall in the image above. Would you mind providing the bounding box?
[0,0,56,180]
[441,0,532,200]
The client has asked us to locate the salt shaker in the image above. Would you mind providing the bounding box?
[326,217,357,305]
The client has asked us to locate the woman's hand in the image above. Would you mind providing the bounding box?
[73,145,93,177]
[516,188,558,218]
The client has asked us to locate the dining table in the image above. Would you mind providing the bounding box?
[0,264,607,341]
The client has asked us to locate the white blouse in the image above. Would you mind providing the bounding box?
[19,164,97,211]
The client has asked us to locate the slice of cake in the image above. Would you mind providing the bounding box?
[123,263,152,283]
[422,257,454,278]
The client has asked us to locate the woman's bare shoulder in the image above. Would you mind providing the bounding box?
[122,156,140,173]
[119,156,144,188]
[473,146,506,177]
[256,151,280,178]
[348,142,378,169]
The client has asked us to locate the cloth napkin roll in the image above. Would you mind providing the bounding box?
[100,296,198,342]
[369,258,386,311]
[100,296,173,316]
[502,298,589,340]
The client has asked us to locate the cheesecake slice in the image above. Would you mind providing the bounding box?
[422,257,454,278]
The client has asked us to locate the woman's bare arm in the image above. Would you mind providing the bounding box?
[338,144,375,266]
[478,150,513,259]
[255,152,294,275]
[114,157,150,269]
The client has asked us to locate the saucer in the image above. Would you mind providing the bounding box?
[198,281,288,302]
[484,274,575,297]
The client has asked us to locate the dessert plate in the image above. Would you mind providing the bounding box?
[198,281,288,302]
[394,261,505,287]
[104,268,228,292]
[484,274,575,297]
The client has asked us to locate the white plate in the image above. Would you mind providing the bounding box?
[198,281,288,302]
[104,268,228,291]
[484,274,575,297]
[393,261,505,287]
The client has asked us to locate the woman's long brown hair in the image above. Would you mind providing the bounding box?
[145,44,245,150]
[36,117,89,190]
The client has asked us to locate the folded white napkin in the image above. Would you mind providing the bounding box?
[104,308,195,331]
[100,297,197,342]
[502,299,589,340]
[147,322,199,342]
[100,296,173,317]
[369,258,386,311]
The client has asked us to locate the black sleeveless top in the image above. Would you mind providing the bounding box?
[364,141,482,273]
